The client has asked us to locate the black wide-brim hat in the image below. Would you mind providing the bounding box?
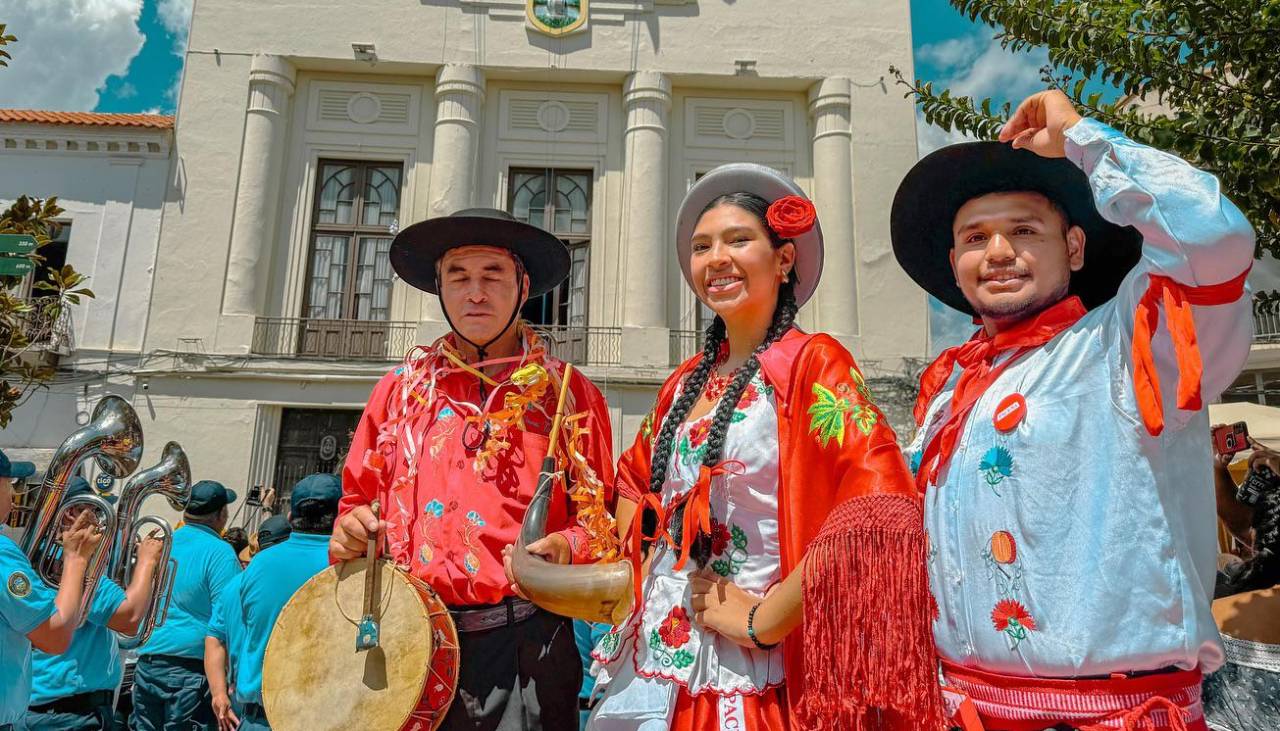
[389,208,571,297]
[891,141,1143,315]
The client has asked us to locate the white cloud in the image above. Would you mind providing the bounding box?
[916,36,982,70]
[157,0,193,55]
[927,32,1049,107]
[0,0,144,111]
[916,109,976,158]
[116,81,137,99]
[911,33,1048,159]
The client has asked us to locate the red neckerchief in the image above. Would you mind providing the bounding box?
[914,296,1087,490]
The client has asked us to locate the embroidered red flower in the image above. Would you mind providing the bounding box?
[736,382,761,410]
[991,599,1037,633]
[766,195,817,239]
[687,418,711,449]
[658,606,693,648]
[710,520,732,555]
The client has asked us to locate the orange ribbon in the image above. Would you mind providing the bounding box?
[1132,267,1249,436]
[672,460,744,572]
[627,492,672,609]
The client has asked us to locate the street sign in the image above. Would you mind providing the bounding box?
[0,234,37,255]
[0,257,34,277]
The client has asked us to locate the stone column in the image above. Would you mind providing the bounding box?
[224,55,296,320]
[426,64,485,218]
[808,76,858,341]
[620,71,672,368]
[417,64,486,343]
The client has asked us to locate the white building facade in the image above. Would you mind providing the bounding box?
[7,0,930,518]
[0,111,173,475]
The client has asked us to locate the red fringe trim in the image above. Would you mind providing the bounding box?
[797,494,946,731]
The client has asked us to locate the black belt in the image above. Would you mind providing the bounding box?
[28,689,114,715]
[449,597,538,633]
[138,654,206,673]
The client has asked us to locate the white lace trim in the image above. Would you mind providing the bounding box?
[1221,634,1280,673]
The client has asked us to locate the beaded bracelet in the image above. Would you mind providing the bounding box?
[746,603,778,650]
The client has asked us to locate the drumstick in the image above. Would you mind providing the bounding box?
[356,500,381,652]
[546,363,574,462]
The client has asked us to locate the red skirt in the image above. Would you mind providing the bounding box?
[669,686,789,731]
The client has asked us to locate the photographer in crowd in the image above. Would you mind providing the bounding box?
[1204,424,1280,731]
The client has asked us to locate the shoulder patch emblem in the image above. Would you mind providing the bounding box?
[7,570,32,598]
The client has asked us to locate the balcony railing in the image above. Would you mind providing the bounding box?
[669,329,706,366]
[251,318,625,367]
[15,296,73,355]
[1256,306,1280,343]
[533,326,622,367]
[251,317,418,361]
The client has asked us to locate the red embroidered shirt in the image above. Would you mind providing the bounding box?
[339,335,615,607]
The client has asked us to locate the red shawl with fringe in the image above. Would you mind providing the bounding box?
[615,327,944,730]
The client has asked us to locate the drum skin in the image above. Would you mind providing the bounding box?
[263,559,457,731]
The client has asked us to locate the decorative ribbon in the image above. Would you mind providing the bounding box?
[1132,267,1250,436]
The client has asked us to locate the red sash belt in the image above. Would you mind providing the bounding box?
[941,660,1205,731]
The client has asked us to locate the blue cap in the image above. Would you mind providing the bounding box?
[0,448,36,480]
[186,480,237,516]
[62,475,117,505]
[290,473,341,512]
[257,515,292,550]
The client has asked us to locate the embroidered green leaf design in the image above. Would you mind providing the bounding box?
[731,525,749,551]
[671,649,695,669]
[849,367,874,402]
[730,411,748,423]
[851,404,879,436]
[807,382,851,448]
[648,629,663,652]
[711,559,731,576]
[600,632,619,655]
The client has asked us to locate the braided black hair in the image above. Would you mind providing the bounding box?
[643,192,801,567]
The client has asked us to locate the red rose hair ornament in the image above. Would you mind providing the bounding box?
[766,195,817,239]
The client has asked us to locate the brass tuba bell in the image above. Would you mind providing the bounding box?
[111,441,192,648]
[19,395,144,626]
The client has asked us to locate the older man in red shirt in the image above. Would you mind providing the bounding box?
[330,208,615,731]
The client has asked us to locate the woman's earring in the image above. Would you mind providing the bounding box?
[782,270,790,283]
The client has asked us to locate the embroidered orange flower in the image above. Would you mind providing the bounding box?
[658,606,693,648]
[991,599,1037,633]
[989,531,1017,565]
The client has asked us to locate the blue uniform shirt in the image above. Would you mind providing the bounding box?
[0,534,58,724]
[30,574,126,705]
[206,572,245,683]
[233,532,330,704]
[138,524,241,659]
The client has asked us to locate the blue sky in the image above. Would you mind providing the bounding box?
[0,0,1071,352]
[93,0,185,114]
